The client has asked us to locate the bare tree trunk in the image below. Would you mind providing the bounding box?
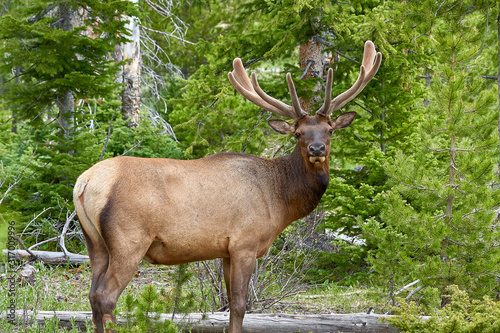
[117,0,142,127]
[57,3,75,141]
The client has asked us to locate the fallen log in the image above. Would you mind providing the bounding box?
[3,250,89,265]
[2,310,400,332]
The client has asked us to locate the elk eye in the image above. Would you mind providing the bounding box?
[294,132,301,139]
[328,129,334,135]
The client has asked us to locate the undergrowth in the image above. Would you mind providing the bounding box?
[387,285,500,333]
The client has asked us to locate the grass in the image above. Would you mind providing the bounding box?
[0,259,390,332]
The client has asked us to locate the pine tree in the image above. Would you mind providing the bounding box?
[363,0,500,298]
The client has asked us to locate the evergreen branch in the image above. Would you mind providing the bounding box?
[352,100,373,115]
[444,236,466,246]
[1,115,15,126]
[28,4,56,24]
[244,57,266,68]
[428,147,476,153]
[311,35,359,63]
[481,75,498,80]
[434,1,446,16]
[458,8,489,64]
[2,65,35,85]
[461,209,480,219]
[400,182,436,192]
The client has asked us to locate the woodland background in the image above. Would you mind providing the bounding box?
[1,0,500,314]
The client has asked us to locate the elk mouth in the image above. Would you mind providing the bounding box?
[309,156,326,164]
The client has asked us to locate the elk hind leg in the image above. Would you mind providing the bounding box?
[82,228,109,333]
[94,248,147,332]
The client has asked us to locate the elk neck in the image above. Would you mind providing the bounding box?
[272,144,330,223]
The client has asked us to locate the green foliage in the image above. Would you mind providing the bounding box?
[110,265,195,333]
[111,284,179,333]
[1,0,500,311]
[0,0,137,121]
[363,1,500,300]
[388,285,500,333]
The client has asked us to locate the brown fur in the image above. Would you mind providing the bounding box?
[73,113,355,333]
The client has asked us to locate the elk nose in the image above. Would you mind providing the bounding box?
[308,144,325,156]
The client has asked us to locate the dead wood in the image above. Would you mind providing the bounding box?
[2,310,402,332]
[2,250,89,265]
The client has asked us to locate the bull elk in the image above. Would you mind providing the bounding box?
[73,41,381,333]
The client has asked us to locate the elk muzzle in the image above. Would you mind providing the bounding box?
[308,143,326,164]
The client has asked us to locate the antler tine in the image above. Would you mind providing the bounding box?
[228,58,302,120]
[229,59,286,116]
[286,73,307,119]
[251,72,295,117]
[323,41,382,117]
[231,58,254,92]
[316,68,333,116]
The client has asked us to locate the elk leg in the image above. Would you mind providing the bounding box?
[81,228,109,332]
[227,252,256,333]
[222,257,231,307]
[94,250,146,333]
[89,255,109,332]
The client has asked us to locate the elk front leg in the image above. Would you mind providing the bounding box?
[222,257,231,308]
[227,252,255,333]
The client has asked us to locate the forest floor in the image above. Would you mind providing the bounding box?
[0,260,392,332]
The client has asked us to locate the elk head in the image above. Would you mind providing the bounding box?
[228,41,382,167]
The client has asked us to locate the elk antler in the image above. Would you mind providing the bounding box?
[317,40,382,118]
[228,58,307,120]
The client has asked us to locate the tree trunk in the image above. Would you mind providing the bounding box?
[446,48,457,220]
[57,3,75,140]
[299,39,326,112]
[3,250,89,265]
[117,0,142,127]
[4,310,402,333]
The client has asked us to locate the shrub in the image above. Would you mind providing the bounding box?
[387,285,500,333]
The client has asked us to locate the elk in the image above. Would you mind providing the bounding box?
[73,41,381,333]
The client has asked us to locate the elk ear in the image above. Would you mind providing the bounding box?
[268,119,295,135]
[331,112,356,130]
